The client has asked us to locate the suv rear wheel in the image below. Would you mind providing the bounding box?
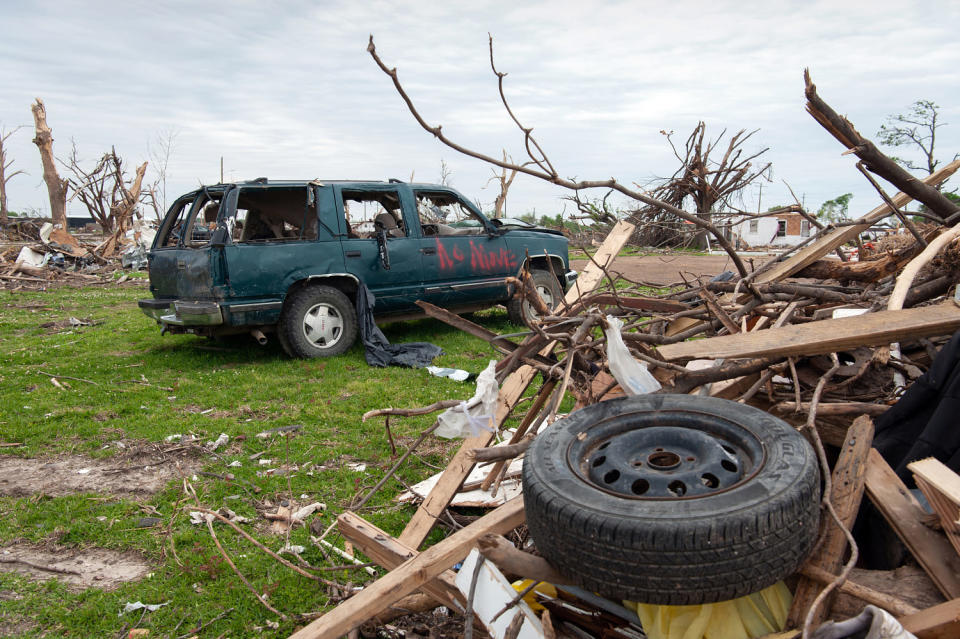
[507,268,563,327]
[281,286,358,358]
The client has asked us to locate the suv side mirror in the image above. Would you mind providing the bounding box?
[376,228,391,270]
[209,226,229,247]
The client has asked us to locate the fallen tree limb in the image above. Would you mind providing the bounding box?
[469,436,533,463]
[804,69,960,223]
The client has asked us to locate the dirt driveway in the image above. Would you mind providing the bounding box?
[571,252,773,287]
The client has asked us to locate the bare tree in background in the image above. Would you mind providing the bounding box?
[31,98,69,229]
[63,144,147,239]
[0,125,26,225]
[877,100,957,178]
[145,127,179,221]
[439,158,452,186]
[486,150,520,218]
[367,35,753,276]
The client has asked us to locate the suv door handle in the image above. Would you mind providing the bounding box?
[421,247,436,255]
[345,250,361,258]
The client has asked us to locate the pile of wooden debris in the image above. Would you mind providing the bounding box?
[289,163,960,637]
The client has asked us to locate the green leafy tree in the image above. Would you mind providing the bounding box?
[817,193,853,223]
[877,100,958,176]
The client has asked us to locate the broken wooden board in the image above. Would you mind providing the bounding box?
[657,302,960,362]
[337,511,465,611]
[787,416,874,628]
[900,597,960,639]
[864,448,960,599]
[290,497,525,639]
[908,457,960,559]
[398,220,636,550]
[563,220,636,300]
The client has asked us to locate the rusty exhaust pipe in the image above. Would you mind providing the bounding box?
[251,329,268,345]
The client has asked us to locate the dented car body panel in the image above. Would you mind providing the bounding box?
[139,178,575,350]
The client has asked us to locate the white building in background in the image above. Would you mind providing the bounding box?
[732,211,811,248]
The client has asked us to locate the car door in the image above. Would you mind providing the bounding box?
[147,190,220,301]
[336,185,423,313]
[413,189,515,308]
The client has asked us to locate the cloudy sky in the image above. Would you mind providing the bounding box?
[2,0,958,222]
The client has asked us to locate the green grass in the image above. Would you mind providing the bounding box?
[0,282,529,637]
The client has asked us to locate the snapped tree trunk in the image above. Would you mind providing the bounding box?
[31,99,69,229]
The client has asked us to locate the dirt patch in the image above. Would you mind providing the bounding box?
[0,543,151,591]
[0,445,203,497]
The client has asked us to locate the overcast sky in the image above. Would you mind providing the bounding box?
[2,0,959,222]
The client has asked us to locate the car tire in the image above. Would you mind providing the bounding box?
[507,268,563,327]
[522,394,820,605]
[280,286,358,358]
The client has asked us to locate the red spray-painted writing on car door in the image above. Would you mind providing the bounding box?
[435,238,518,272]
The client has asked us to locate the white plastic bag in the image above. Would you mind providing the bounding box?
[604,315,661,395]
[435,360,499,438]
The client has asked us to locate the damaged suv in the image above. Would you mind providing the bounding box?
[138,178,576,357]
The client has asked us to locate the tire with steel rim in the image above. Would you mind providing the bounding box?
[507,268,563,327]
[280,285,357,358]
[522,394,820,605]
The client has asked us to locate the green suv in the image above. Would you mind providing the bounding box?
[138,178,576,357]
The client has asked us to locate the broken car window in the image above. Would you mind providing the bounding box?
[230,187,317,243]
[415,192,486,236]
[341,189,407,239]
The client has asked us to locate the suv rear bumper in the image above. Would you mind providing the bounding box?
[138,299,223,326]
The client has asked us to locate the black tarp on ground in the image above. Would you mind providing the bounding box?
[873,328,960,485]
[355,283,443,368]
[856,329,960,568]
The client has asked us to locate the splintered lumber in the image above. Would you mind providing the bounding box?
[397,220,635,550]
[787,416,874,629]
[657,302,960,362]
[908,457,960,559]
[566,220,635,296]
[288,497,525,639]
[864,449,960,599]
[337,511,464,610]
[899,598,960,639]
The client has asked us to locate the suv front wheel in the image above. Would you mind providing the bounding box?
[281,285,358,358]
[507,268,563,327]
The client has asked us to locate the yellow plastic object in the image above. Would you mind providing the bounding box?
[511,579,558,613]
[623,581,792,639]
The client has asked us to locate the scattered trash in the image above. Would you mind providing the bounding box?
[206,433,229,451]
[346,462,367,472]
[119,600,170,616]
[426,366,471,382]
[435,360,499,439]
[15,246,46,267]
[604,314,661,395]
